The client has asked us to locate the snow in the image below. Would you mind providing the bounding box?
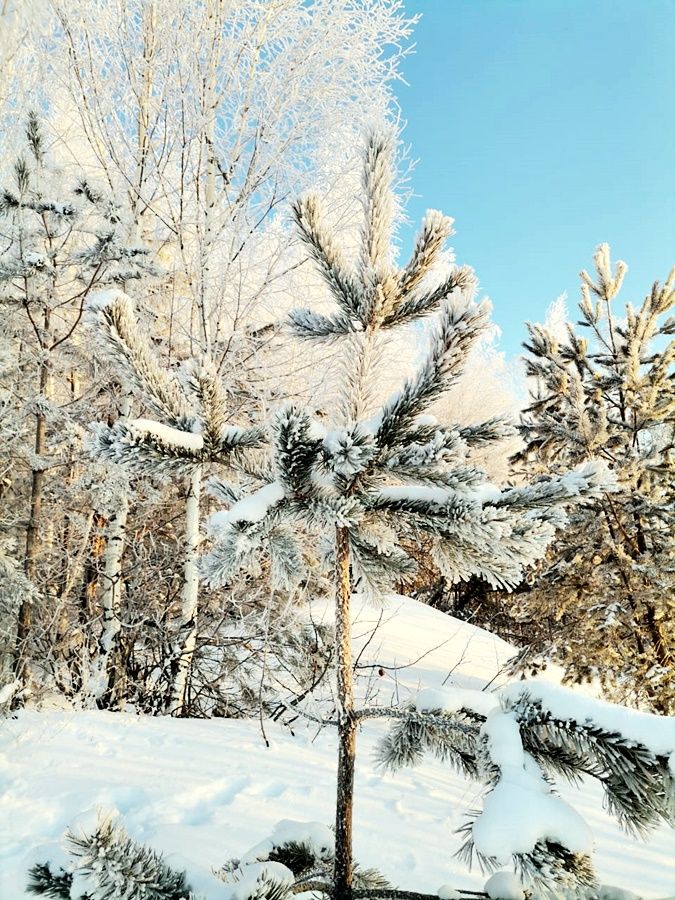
[413,414,439,428]
[307,419,328,441]
[376,482,502,510]
[484,871,525,900]
[501,680,675,759]
[472,710,593,865]
[129,418,204,452]
[227,861,294,900]
[413,686,499,718]
[239,819,334,864]
[436,886,461,900]
[1,596,674,898]
[471,482,502,505]
[560,459,617,495]
[208,482,285,531]
[0,680,20,705]
[376,484,468,506]
[86,287,129,313]
[593,888,641,900]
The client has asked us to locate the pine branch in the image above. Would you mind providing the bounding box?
[89,421,203,476]
[272,406,323,494]
[511,693,675,835]
[67,817,194,899]
[27,864,80,899]
[292,194,363,320]
[382,265,474,329]
[376,297,489,448]
[288,307,358,340]
[397,209,455,298]
[88,291,190,426]
[360,130,396,279]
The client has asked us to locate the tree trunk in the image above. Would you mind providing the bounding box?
[91,494,128,707]
[167,465,202,715]
[92,392,132,708]
[334,524,356,900]
[16,358,51,682]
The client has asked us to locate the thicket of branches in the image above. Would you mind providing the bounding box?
[0,0,414,713]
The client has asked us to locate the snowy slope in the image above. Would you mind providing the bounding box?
[1,595,674,898]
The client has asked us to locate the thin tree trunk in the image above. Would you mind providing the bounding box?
[167,465,202,715]
[16,357,51,681]
[80,512,108,617]
[91,492,128,706]
[130,0,155,238]
[334,524,356,900]
[93,392,132,707]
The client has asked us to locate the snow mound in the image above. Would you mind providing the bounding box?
[484,870,525,900]
[1,595,673,898]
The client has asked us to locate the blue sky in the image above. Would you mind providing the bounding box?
[395,0,675,359]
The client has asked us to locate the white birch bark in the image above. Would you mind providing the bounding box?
[87,397,130,706]
[166,2,219,712]
[166,465,202,715]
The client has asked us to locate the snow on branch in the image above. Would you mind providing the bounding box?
[469,709,595,886]
[130,418,203,452]
[492,461,614,510]
[88,420,203,476]
[375,679,675,888]
[375,296,490,449]
[208,482,285,532]
[86,289,190,427]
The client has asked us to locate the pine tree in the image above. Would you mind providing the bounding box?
[201,133,615,897]
[512,245,674,714]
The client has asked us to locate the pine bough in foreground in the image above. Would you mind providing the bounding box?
[199,132,674,896]
[28,817,442,900]
[27,816,195,899]
[23,815,529,899]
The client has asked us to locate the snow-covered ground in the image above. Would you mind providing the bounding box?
[1,596,674,898]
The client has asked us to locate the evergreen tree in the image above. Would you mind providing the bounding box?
[201,133,622,897]
[511,245,674,714]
